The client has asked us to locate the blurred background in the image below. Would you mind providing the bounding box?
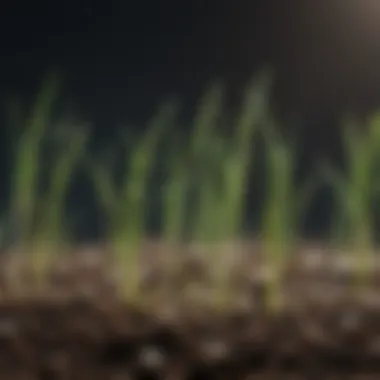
[1,0,380,242]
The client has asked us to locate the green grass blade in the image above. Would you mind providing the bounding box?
[162,155,189,243]
[9,71,62,245]
[111,100,178,300]
[187,82,225,241]
[37,125,89,245]
[191,135,226,241]
[119,100,178,243]
[234,69,273,150]
[259,121,298,311]
[218,70,274,239]
[330,117,380,289]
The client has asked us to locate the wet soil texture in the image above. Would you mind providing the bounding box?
[0,240,379,379]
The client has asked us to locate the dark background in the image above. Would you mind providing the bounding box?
[2,0,380,241]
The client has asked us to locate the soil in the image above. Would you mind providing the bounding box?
[0,239,379,379]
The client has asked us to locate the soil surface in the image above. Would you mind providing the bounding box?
[0,240,379,379]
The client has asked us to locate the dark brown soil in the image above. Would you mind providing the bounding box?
[0,240,380,379]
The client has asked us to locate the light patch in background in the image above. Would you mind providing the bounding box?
[333,0,380,105]
[336,1,380,44]
[275,0,380,113]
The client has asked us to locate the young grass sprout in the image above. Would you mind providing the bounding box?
[7,72,86,285]
[260,121,320,311]
[5,69,380,308]
[189,71,274,308]
[88,100,178,300]
[9,72,62,247]
[320,114,380,291]
[32,124,89,281]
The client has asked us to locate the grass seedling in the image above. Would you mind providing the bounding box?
[9,67,380,309]
[190,71,273,243]
[6,72,78,287]
[6,71,90,286]
[9,72,62,247]
[321,114,380,291]
[88,100,178,300]
[187,81,225,243]
[31,125,89,282]
[189,134,226,242]
[190,71,274,308]
[260,121,320,311]
[261,125,295,312]
[162,136,190,244]
[216,71,273,239]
